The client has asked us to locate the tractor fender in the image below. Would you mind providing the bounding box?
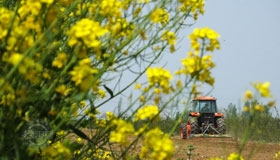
[215,113,223,117]
[189,112,200,116]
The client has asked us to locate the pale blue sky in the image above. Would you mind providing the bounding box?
[99,0,280,115]
[162,0,280,111]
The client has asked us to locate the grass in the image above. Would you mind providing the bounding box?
[224,104,280,142]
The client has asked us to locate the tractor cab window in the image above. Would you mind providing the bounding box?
[191,100,217,113]
[191,101,200,112]
[199,100,217,113]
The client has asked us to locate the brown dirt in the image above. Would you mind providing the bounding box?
[76,129,280,159]
[172,136,280,160]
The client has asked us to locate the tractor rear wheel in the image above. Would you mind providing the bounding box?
[216,118,226,134]
[180,123,187,139]
[190,120,200,134]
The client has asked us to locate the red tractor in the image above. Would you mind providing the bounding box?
[180,97,226,139]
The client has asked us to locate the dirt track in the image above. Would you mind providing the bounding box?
[172,136,280,160]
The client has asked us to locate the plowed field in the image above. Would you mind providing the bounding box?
[172,136,280,160]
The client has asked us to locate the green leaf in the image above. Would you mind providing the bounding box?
[69,125,91,142]
[104,85,114,98]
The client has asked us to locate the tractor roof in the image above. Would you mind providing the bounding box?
[193,97,216,101]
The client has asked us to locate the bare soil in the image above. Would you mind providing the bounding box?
[80,129,280,159]
[172,136,280,160]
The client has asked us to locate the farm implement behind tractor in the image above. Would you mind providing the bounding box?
[180,97,230,139]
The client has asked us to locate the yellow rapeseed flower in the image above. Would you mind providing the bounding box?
[0,93,15,106]
[154,88,161,94]
[243,106,250,112]
[179,53,215,86]
[99,0,122,18]
[77,137,82,143]
[254,105,264,112]
[189,27,220,53]
[274,151,280,160]
[106,112,115,121]
[74,150,80,155]
[67,18,108,48]
[138,0,149,3]
[41,142,71,159]
[140,128,174,160]
[134,125,147,136]
[56,130,65,136]
[268,101,276,107]
[55,85,71,96]
[134,105,159,121]
[176,80,182,88]
[154,96,160,104]
[8,53,42,84]
[40,0,54,4]
[18,1,42,18]
[252,82,272,97]
[0,8,13,40]
[162,30,176,45]
[69,58,98,90]
[154,46,160,50]
[42,71,51,79]
[109,119,134,146]
[162,30,176,53]
[97,89,106,99]
[142,87,149,92]
[243,90,253,101]
[52,53,67,69]
[8,53,23,66]
[103,151,113,160]
[227,153,244,160]
[135,83,141,90]
[109,18,135,38]
[140,95,145,102]
[150,8,169,25]
[178,0,205,20]
[96,119,106,127]
[80,101,87,108]
[133,7,142,17]
[146,67,173,92]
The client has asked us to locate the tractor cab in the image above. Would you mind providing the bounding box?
[191,97,217,113]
